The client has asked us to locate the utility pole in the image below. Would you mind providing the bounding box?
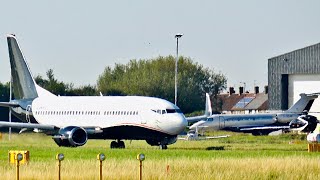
[174,33,183,106]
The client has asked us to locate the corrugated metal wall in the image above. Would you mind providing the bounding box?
[268,43,320,110]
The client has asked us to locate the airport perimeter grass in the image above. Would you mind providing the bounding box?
[0,132,320,179]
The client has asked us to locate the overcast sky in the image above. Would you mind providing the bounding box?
[1,0,320,92]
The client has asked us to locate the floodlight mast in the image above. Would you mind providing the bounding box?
[175,33,183,106]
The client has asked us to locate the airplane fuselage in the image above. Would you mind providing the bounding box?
[190,113,299,133]
[11,95,187,145]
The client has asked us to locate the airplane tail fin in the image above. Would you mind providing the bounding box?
[286,93,318,113]
[186,93,212,123]
[7,34,55,100]
[204,93,212,116]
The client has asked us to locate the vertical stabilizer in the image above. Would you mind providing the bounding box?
[286,93,318,113]
[186,93,212,123]
[7,34,55,100]
[7,34,38,100]
[205,93,212,116]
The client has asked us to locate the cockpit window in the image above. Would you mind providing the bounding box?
[166,109,182,113]
[207,118,213,122]
[166,109,176,113]
[152,108,182,114]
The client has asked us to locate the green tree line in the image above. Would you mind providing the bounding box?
[97,55,227,113]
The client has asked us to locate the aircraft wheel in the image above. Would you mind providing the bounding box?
[118,141,125,149]
[159,144,167,150]
[110,141,118,149]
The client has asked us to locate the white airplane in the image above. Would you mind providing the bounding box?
[190,93,318,135]
[0,34,187,149]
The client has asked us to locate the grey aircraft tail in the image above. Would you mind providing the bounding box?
[6,34,55,102]
[286,93,318,113]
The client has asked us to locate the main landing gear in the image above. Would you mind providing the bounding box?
[110,140,125,149]
[159,144,167,150]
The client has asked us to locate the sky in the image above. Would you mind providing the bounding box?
[1,0,320,93]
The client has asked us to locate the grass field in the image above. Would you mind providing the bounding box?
[0,131,320,179]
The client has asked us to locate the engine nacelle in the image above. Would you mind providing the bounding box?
[146,136,177,146]
[53,126,88,147]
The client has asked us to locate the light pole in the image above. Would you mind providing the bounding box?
[175,33,183,106]
[9,75,12,140]
[56,153,65,180]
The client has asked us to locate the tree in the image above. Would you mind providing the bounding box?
[0,82,10,121]
[35,69,98,96]
[67,85,97,96]
[97,56,227,113]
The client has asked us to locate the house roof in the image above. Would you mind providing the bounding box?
[245,93,268,110]
[218,93,254,111]
[217,92,268,112]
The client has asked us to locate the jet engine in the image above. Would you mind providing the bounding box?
[146,136,177,146]
[289,115,318,133]
[53,126,88,147]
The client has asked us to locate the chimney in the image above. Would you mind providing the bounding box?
[264,85,268,94]
[254,86,259,94]
[239,86,244,95]
[229,87,235,95]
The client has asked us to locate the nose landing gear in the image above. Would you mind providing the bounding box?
[110,140,125,149]
[159,144,167,150]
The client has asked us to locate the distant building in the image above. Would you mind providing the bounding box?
[268,42,320,115]
[217,86,268,114]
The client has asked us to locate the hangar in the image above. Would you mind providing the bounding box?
[268,42,320,116]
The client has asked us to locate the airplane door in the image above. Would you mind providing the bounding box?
[140,111,147,124]
[26,105,32,123]
[219,116,225,129]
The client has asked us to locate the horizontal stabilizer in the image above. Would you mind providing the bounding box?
[0,102,20,108]
[0,121,56,130]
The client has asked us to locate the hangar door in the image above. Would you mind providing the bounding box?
[288,74,320,118]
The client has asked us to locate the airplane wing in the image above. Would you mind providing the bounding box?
[0,121,103,134]
[178,134,229,141]
[186,115,208,123]
[0,102,20,108]
[0,121,57,130]
[205,135,230,139]
[239,126,290,131]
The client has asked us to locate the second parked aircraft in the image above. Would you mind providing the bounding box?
[190,93,318,135]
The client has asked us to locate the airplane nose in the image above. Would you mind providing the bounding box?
[171,114,188,134]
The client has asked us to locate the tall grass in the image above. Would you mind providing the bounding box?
[0,132,319,179]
